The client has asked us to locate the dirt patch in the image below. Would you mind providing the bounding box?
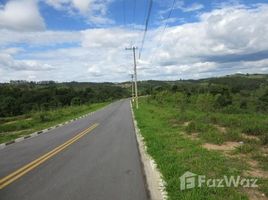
[214,124,227,133]
[245,169,268,179]
[248,159,259,168]
[244,188,267,200]
[169,119,180,128]
[203,141,241,151]
[243,158,268,179]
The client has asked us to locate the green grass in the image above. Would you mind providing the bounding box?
[0,102,109,144]
[134,97,268,199]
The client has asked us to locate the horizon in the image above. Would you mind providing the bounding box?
[1,72,266,84]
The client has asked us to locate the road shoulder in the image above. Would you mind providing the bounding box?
[130,101,167,200]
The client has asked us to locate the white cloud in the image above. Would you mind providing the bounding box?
[0,52,54,72]
[43,0,113,25]
[0,0,45,31]
[0,30,81,46]
[72,0,91,14]
[81,28,138,48]
[150,4,268,66]
[180,3,204,12]
[160,1,204,13]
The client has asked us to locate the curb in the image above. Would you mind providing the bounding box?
[0,103,112,150]
[130,101,167,200]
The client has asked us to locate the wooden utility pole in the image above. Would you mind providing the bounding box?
[131,74,134,103]
[126,46,138,109]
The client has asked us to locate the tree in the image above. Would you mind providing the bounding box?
[214,94,232,108]
[0,96,19,117]
[71,97,81,106]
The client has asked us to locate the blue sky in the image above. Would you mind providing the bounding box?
[0,0,268,82]
[37,0,268,30]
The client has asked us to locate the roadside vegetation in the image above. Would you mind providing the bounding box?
[0,80,130,143]
[0,81,129,117]
[134,74,268,200]
[0,102,109,144]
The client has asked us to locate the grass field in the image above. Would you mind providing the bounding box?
[134,96,268,200]
[0,102,109,144]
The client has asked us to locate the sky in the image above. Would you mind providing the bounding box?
[0,0,268,82]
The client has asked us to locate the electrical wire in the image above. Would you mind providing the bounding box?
[139,0,153,59]
[149,0,176,63]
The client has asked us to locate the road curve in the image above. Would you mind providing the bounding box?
[0,100,149,200]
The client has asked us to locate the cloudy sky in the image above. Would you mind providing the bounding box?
[0,0,268,82]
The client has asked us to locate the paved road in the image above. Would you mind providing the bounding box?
[0,100,149,200]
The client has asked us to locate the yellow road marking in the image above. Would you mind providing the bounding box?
[0,123,99,189]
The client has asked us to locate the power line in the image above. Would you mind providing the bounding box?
[129,0,138,47]
[149,0,176,63]
[139,0,153,59]
[157,0,176,46]
[142,0,150,25]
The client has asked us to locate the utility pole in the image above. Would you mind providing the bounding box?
[130,74,134,103]
[126,46,139,109]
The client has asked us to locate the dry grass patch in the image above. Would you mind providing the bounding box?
[183,121,191,126]
[214,124,227,133]
[242,134,260,141]
[182,132,200,141]
[244,188,268,200]
[262,147,268,156]
[203,141,241,151]
[244,158,268,179]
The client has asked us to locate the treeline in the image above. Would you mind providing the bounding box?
[140,74,268,113]
[0,81,130,117]
[1,74,267,117]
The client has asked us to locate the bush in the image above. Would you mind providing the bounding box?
[214,94,232,109]
[196,94,215,112]
[185,121,199,133]
[225,129,242,142]
[242,123,266,136]
[38,112,52,122]
[236,144,255,154]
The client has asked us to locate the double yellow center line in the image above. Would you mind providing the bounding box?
[0,123,99,190]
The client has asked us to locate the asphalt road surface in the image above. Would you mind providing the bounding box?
[0,100,149,200]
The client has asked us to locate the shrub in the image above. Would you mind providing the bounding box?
[214,93,232,109]
[225,129,242,142]
[200,129,225,144]
[38,112,51,122]
[185,121,199,133]
[236,144,255,154]
[242,124,266,136]
[196,94,215,112]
